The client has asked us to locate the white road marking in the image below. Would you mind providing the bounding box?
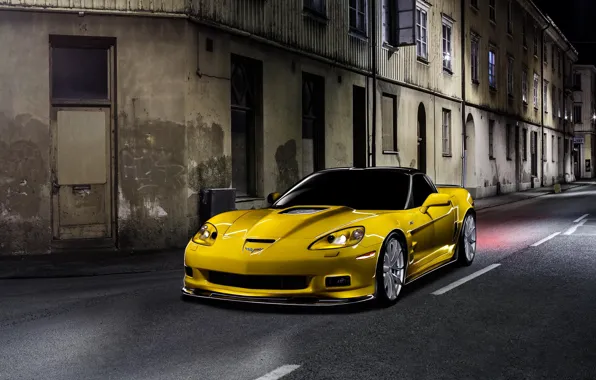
[431,264,501,295]
[530,232,561,246]
[254,365,301,380]
[574,214,589,223]
[564,219,588,235]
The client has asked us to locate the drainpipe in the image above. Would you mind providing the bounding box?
[460,0,466,187]
[540,22,551,187]
[563,45,572,181]
[370,0,378,167]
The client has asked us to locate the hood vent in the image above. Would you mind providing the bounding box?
[280,207,328,215]
[245,238,276,243]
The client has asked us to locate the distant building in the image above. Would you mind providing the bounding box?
[0,0,578,255]
[571,65,596,179]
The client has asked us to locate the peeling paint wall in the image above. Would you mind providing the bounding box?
[0,10,370,254]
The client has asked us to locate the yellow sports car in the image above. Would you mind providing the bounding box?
[182,167,476,307]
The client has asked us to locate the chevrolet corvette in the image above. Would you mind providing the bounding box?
[181,167,476,307]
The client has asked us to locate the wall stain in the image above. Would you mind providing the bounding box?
[0,114,48,219]
[275,139,299,193]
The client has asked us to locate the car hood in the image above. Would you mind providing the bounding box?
[221,206,378,241]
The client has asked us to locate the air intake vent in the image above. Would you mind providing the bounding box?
[245,238,276,243]
[280,207,328,215]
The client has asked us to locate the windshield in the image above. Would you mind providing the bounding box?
[272,169,411,210]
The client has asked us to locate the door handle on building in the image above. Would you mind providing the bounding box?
[51,178,60,195]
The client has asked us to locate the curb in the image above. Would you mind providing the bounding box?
[475,183,590,212]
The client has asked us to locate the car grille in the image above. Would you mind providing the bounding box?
[207,271,309,290]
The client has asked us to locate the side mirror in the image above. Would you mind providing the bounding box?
[420,193,451,214]
[267,192,281,205]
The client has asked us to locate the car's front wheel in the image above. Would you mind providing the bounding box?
[457,213,477,266]
[375,232,407,307]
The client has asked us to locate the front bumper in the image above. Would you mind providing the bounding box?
[181,286,375,306]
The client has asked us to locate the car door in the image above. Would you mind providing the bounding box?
[406,174,437,279]
[421,175,456,260]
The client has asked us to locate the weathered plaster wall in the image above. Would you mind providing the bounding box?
[0,11,196,253]
[466,106,543,199]
[0,12,370,254]
[374,83,463,186]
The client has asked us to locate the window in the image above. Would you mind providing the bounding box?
[543,80,548,112]
[552,84,556,116]
[489,48,497,89]
[272,170,412,210]
[507,56,514,96]
[574,73,581,90]
[416,2,429,60]
[442,17,453,72]
[51,47,109,100]
[507,0,512,34]
[574,104,582,123]
[558,89,562,117]
[544,42,548,65]
[533,72,539,108]
[533,25,538,56]
[489,0,496,23]
[522,67,528,103]
[542,133,547,162]
[381,94,397,152]
[382,0,394,45]
[303,0,326,15]
[523,128,528,161]
[471,0,478,9]
[506,124,512,160]
[412,174,437,208]
[557,50,561,76]
[551,135,555,162]
[471,34,480,83]
[349,0,367,35]
[551,46,555,72]
[489,120,495,158]
[522,16,527,49]
[442,109,452,156]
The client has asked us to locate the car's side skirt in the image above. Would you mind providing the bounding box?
[181,287,375,307]
[404,253,459,286]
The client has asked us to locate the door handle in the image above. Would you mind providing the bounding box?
[51,178,60,195]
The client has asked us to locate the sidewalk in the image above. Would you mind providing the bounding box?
[0,181,593,280]
[474,181,594,211]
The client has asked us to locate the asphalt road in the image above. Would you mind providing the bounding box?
[2,185,596,380]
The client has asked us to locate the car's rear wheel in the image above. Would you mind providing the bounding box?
[375,232,407,307]
[457,213,477,266]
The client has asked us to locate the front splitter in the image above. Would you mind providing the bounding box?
[181,287,375,307]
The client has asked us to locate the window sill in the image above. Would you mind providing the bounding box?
[507,32,513,40]
[302,9,328,24]
[490,20,497,27]
[442,154,453,158]
[382,150,399,155]
[417,56,429,65]
[236,196,264,203]
[489,156,496,160]
[349,29,368,42]
[443,67,453,76]
[489,86,498,93]
[470,4,479,12]
[507,157,513,161]
[382,42,399,52]
[472,79,480,86]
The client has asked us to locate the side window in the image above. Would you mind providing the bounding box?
[411,174,435,207]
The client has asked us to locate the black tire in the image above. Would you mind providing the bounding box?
[374,232,407,308]
[456,213,477,267]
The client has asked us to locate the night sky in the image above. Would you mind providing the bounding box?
[534,0,596,64]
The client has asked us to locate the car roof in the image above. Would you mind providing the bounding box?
[316,166,425,175]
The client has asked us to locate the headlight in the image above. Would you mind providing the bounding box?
[191,222,218,246]
[309,227,365,250]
